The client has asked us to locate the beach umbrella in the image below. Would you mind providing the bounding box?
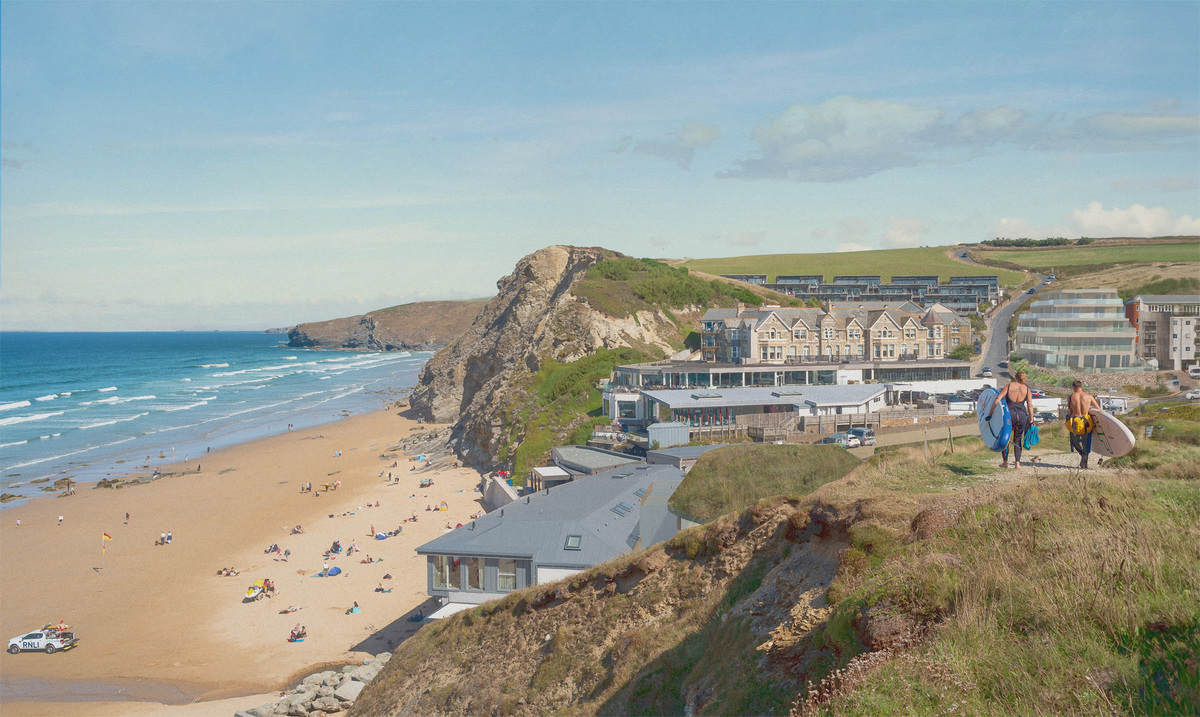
[328,566,342,576]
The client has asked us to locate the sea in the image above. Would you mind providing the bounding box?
[0,332,430,503]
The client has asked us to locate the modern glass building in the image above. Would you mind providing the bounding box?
[1015,288,1140,372]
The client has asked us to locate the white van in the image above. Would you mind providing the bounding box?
[1190,365,1200,379]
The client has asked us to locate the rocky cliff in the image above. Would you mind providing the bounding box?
[286,301,486,351]
[409,246,689,466]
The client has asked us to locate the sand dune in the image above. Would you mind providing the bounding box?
[0,407,486,714]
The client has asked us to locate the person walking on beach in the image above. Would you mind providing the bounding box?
[160,531,166,545]
[166,531,173,544]
[1068,380,1101,469]
[986,371,1033,469]
[16,519,20,528]
[58,515,63,526]
[125,512,130,524]
[283,547,290,562]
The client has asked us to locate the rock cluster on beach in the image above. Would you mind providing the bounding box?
[235,652,391,717]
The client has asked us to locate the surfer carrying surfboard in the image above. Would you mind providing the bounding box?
[986,371,1034,469]
[1068,380,1101,469]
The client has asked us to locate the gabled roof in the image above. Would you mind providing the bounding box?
[416,464,685,569]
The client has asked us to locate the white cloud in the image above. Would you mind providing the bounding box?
[836,218,871,249]
[730,231,763,248]
[722,95,1199,183]
[631,121,722,170]
[991,202,1200,240]
[1070,202,1200,237]
[882,216,929,249]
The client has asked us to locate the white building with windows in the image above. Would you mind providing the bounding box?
[415,464,686,619]
[1125,294,1200,371]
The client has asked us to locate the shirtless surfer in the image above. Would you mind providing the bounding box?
[1067,380,1101,469]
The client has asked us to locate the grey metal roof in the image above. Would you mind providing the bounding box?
[416,464,684,569]
[641,384,887,410]
[552,445,642,472]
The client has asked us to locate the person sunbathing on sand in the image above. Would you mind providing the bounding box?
[360,555,372,564]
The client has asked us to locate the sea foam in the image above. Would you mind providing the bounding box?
[0,411,66,427]
[0,400,32,412]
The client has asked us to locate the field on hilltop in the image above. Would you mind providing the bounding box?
[972,237,1199,270]
[681,246,1027,287]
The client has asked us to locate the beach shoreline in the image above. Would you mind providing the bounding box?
[0,402,485,715]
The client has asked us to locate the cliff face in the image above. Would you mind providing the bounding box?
[409,246,686,465]
[286,301,486,351]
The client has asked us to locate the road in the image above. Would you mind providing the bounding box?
[976,273,1049,384]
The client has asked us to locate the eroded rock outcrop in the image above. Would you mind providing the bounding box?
[287,301,485,351]
[409,245,685,466]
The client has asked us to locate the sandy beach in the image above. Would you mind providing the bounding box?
[0,406,486,714]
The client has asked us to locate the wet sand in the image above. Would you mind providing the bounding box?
[0,407,485,714]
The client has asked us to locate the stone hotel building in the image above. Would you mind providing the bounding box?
[700,302,971,364]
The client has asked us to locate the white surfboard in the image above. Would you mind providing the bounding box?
[1088,407,1136,458]
[977,387,1011,452]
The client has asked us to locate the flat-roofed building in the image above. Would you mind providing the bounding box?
[1124,294,1200,371]
[1015,288,1139,372]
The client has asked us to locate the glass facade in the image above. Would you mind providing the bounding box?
[1015,289,1139,372]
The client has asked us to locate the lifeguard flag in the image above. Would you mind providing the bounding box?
[103,533,113,540]
[102,532,113,554]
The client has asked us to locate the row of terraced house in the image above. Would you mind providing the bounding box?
[700,301,972,364]
[720,274,1000,315]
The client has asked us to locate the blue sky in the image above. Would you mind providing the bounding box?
[2,1,1198,330]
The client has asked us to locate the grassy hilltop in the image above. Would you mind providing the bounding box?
[350,406,1200,716]
[682,246,1027,286]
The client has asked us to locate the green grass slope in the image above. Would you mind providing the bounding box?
[669,444,861,522]
[349,424,1199,717]
[973,238,1199,269]
[682,246,1026,287]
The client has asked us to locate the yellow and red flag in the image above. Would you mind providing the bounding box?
[102,532,113,554]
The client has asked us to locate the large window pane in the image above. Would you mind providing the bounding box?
[432,556,450,589]
[466,557,483,591]
[498,559,516,591]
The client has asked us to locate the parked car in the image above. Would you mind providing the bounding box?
[1186,390,1200,400]
[821,433,861,449]
[982,367,993,377]
[1030,413,1044,424]
[846,427,877,446]
[1037,412,1058,422]
[1030,390,1046,399]
[1028,288,1036,294]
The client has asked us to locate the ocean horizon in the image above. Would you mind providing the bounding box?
[0,332,430,503]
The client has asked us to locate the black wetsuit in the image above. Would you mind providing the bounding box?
[1002,385,1030,464]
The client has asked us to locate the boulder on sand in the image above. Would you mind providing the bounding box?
[334,679,366,702]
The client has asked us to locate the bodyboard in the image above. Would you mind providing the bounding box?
[977,387,1012,452]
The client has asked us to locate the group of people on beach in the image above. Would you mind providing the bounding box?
[986,372,1106,470]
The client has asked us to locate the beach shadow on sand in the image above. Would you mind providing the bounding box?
[350,598,440,655]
